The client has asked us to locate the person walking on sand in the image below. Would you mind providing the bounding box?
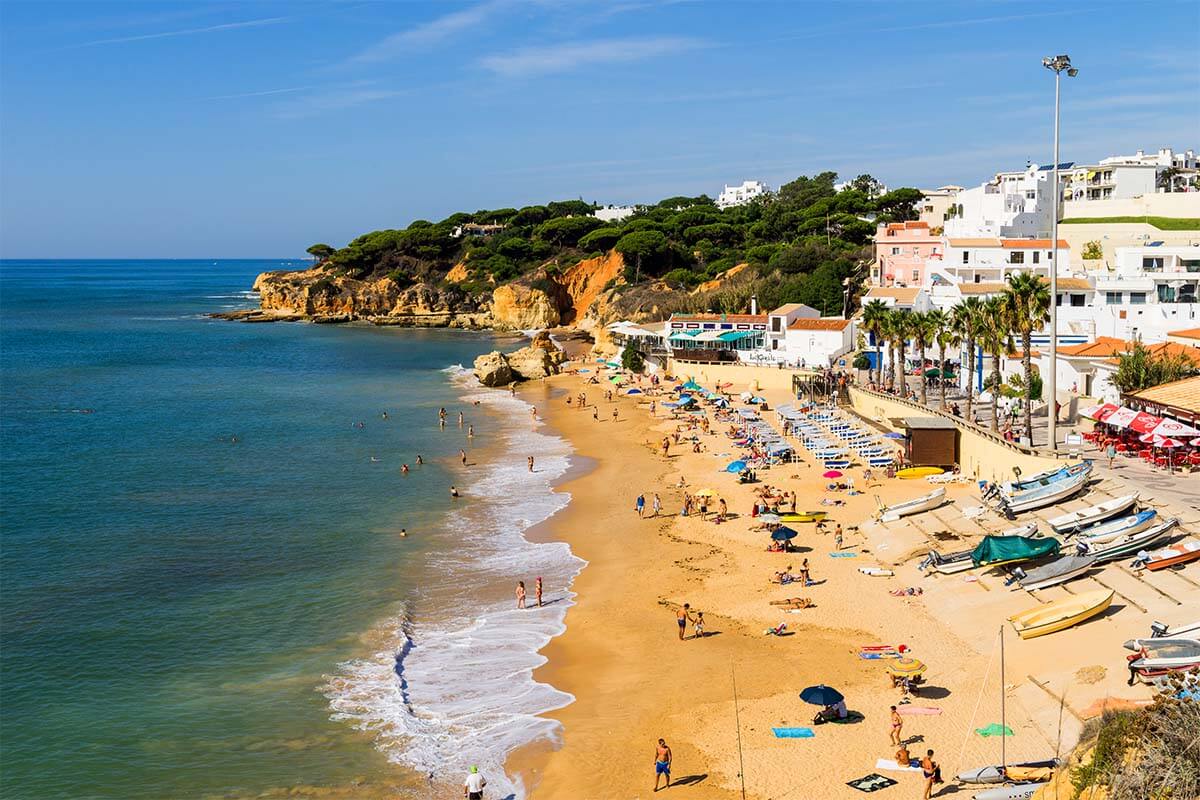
[636,493,646,517]
[676,604,692,640]
[890,705,903,746]
[528,456,534,472]
[921,749,941,799]
[516,581,526,609]
[593,406,599,422]
[693,611,705,639]
[1106,441,1117,469]
[661,436,671,458]
[612,407,618,422]
[463,765,486,800]
[460,449,468,466]
[654,738,672,791]
[535,576,543,607]
[717,498,728,523]
[652,493,661,518]
[835,528,844,551]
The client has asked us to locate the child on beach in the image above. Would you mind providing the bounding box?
[693,611,705,638]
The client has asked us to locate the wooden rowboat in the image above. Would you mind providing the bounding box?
[879,487,946,522]
[1008,589,1114,639]
[1047,492,1139,534]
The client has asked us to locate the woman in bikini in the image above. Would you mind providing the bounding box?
[516,581,526,609]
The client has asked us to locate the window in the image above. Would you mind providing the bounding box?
[1010,251,1025,264]
[771,317,781,333]
[974,274,982,283]
[1105,291,1122,304]
[1129,292,1147,305]
[912,269,920,282]
[1056,293,1063,307]
[1142,257,1164,271]
[892,247,901,255]
[962,251,970,264]
[1032,251,1040,264]
[1158,285,1175,303]
[1071,294,1085,307]
[1025,190,1036,199]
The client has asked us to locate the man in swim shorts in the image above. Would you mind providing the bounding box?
[677,604,691,640]
[654,738,672,791]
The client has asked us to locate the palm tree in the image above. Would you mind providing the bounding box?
[978,296,1014,432]
[950,297,985,421]
[893,310,912,398]
[925,309,953,409]
[861,299,889,386]
[909,311,936,406]
[1003,273,1051,444]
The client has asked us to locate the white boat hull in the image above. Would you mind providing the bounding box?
[881,488,946,522]
[1048,492,1138,533]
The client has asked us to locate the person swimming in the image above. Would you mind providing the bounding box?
[401,464,409,474]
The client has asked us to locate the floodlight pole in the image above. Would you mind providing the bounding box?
[1043,54,1076,452]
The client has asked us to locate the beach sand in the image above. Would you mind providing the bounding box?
[503,366,1191,799]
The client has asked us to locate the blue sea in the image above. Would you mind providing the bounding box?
[0,260,581,799]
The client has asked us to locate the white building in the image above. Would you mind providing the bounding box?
[717,180,770,209]
[594,205,638,223]
[1040,336,1200,403]
[1061,162,1159,202]
[917,186,964,227]
[944,164,1059,239]
[930,238,1073,287]
[1099,147,1198,171]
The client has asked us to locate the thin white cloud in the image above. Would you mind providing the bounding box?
[270,84,410,119]
[767,9,1088,43]
[205,86,315,101]
[481,35,702,77]
[76,17,287,47]
[350,1,502,64]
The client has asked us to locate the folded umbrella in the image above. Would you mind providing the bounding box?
[800,685,844,706]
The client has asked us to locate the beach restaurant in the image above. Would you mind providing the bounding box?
[667,313,768,362]
[1080,375,1200,471]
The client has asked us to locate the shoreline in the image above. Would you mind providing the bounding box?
[497,364,1180,799]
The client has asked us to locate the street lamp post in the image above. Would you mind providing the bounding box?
[1043,54,1077,452]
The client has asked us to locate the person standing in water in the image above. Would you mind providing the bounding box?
[458,411,464,426]
[416,455,424,465]
[516,581,526,609]
[460,449,468,466]
[467,424,474,438]
[450,485,460,498]
[535,577,543,607]
[528,456,534,472]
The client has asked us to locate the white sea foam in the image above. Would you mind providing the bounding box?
[323,366,583,798]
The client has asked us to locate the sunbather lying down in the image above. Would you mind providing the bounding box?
[770,597,814,609]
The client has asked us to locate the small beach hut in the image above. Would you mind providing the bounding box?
[903,417,958,468]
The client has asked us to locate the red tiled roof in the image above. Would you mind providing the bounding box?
[788,318,851,331]
[1169,327,1200,341]
[1057,337,1131,357]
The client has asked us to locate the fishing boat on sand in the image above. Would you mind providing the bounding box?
[959,761,1061,785]
[1134,540,1200,571]
[980,461,1091,500]
[1083,518,1179,563]
[1144,619,1200,639]
[996,471,1089,516]
[878,487,946,522]
[1066,509,1156,543]
[1047,492,1139,534]
[1008,588,1114,639]
[1124,638,1200,682]
[1015,553,1098,591]
[920,523,1038,574]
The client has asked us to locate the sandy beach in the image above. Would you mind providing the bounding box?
[502,364,1198,800]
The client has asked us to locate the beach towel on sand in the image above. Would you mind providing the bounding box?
[897,706,941,716]
[772,727,815,738]
[976,723,1014,737]
[829,551,858,558]
[847,773,897,792]
[875,758,921,772]
[858,652,898,660]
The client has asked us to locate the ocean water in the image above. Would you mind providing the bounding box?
[0,260,581,799]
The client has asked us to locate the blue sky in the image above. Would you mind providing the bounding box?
[1,0,1196,258]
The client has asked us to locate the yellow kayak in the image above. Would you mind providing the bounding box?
[897,467,943,480]
[780,511,828,523]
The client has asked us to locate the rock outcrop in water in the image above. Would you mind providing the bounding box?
[473,331,567,386]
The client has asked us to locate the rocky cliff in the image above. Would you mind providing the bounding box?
[473,330,568,386]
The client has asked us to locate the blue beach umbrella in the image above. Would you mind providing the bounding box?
[726,460,747,473]
[800,685,844,706]
[682,380,704,391]
[625,388,643,394]
[771,526,798,541]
